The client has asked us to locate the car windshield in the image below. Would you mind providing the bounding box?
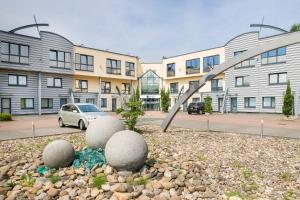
[77,105,100,112]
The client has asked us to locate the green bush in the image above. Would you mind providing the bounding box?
[160,88,170,112]
[91,175,107,188]
[115,107,124,114]
[0,113,12,121]
[282,81,293,117]
[290,24,300,32]
[204,96,213,114]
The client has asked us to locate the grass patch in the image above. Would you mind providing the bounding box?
[232,161,245,169]
[5,180,16,189]
[242,168,253,181]
[279,171,291,182]
[225,190,241,198]
[197,153,207,161]
[0,113,12,121]
[91,175,107,188]
[20,173,36,187]
[126,176,149,186]
[283,189,294,200]
[49,174,60,184]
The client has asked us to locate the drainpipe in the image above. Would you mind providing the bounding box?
[99,77,102,111]
[294,84,300,116]
[38,72,42,116]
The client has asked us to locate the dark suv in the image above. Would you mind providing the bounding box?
[187,102,205,114]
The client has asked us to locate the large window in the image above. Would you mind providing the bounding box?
[101,98,107,108]
[75,54,94,71]
[41,98,53,109]
[107,59,121,75]
[167,63,175,77]
[234,50,255,68]
[121,83,131,94]
[1,42,29,64]
[211,79,223,92]
[75,80,88,92]
[186,58,200,74]
[125,62,135,76]
[8,74,27,86]
[235,76,250,87]
[21,98,34,109]
[263,97,275,108]
[261,47,286,65]
[170,82,178,94]
[269,72,287,85]
[50,50,71,69]
[86,98,95,104]
[244,97,256,108]
[47,77,62,88]
[141,70,160,94]
[203,55,220,72]
[101,81,111,94]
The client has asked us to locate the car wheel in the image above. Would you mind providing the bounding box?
[188,111,191,114]
[58,118,65,127]
[198,110,202,114]
[79,120,86,130]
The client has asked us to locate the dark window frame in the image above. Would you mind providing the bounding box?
[125,62,135,76]
[75,53,94,72]
[86,98,95,104]
[203,55,220,72]
[49,50,71,69]
[268,72,287,85]
[47,77,63,88]
[1,41,29,65]
[41,98,53,109]
[262,97,276,108]
[20,98,34,109]
[8,74,28,87]
[107,58,121,75]
[170,82,178,94]
[121,83,131,94]
[244,97,256,108]
[261,47,286,65]
[75,80,88,92]
[101,81,111,94]
[167,63,176,77]
[211,79,223,92]
[186,58,200,75]
[101,98,107,108]
[235,76,250,87]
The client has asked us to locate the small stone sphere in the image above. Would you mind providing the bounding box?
[42,140,75,168]
[85,116,125,149]
[105,130,148,171]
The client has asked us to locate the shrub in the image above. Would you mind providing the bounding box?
[120,88,144,130]
[20,173,36,187]
[160,88,170,112]
[115,107,124,114]
[290,24,300,32]
[282,80,293,117]
[49,174,60,184]
[0,113,12,121]
[91,175,107,188]
[204,96,213,114]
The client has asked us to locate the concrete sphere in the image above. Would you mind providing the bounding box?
[86,116,125,149]
[42,140,75,168]
[105,130,148,171]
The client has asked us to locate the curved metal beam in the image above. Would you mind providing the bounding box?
[161,31,300,132]
[250,24,288,33]
[9,23,49,33]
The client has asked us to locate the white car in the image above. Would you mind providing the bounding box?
[58,103,106,130]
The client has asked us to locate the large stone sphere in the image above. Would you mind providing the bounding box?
[42,140,75,168]
[105,130,148,171]
[86,116,125,149]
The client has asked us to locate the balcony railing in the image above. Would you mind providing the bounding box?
[211,87,223,92]
[101,89,111,94]
[167,70,175,77]
[186,68,200,74]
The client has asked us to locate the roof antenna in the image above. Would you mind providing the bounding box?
[259,16,264,37]
[33,15,41,36]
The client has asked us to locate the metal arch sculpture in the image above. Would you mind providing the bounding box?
[161,31,300,132]
[9,23,49,33]
[250,24,288,33]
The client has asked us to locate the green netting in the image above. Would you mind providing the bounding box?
[72,147,106,170]
[37,166,49,176]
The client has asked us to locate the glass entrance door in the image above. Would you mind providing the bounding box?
[218,98,223,112]
[112,98,117,112]
[231,97,237,112]
[1,98,11,114]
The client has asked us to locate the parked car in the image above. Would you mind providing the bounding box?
[58,103,106,130]
[187,102,205,114]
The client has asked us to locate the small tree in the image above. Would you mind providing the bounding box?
[204,96,213,114]
[160,88,170,112]
[120,87,144,130]
[290,24,300,32]
[282,80,293,117]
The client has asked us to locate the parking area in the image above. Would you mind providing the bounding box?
[0,111,299,140]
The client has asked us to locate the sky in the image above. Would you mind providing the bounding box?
[0,0,299,62]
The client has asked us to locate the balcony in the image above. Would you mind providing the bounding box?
[186,68,200,75]
[211,87,223,92]
[167,70,175,77]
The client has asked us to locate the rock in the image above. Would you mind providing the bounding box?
[229,197,242,200]
[105,130,148,171]
[85,116,125,149]
[42,140,75,168]
[104,165,114,175]
[47,187,59,197]
[54,181,63,188]
[0,165,10,181]
[112,192,132,200]
[102,184,111,191]
[58,195,70,200]
[91,188,100,197]
[110,183,128,192]
[107,175,118,183]
[137,195,151,200]
[75,168,85,175]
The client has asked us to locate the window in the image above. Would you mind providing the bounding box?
[192,98,200,102]
[74,98,80,103]
[75,54,94,71]
[101,98,107,108]
[244,97,256,108]
[1,42,29,64]
[107,59,121,75]
[101,81,111,93]
[50,50,71,69]
[86,98,95,104]
[234,50,255,68]
[20,98,34,109]
[269,73,287,85]
[261,47,286,65]
[125,62,135,76]
[189,81,199,89]
[141,70,160,95]
[170,82,178,94]
[186,58,200,74]
[203,55,220,72]
[235,76,249,87]
[75,80,88,92]
[47,77,62,88]
[41,98,53,109]
[8,74,27,86]
[167,63,175,77]
[211,79,223,92]
[121,83,130,94]
[263,97,275,108]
